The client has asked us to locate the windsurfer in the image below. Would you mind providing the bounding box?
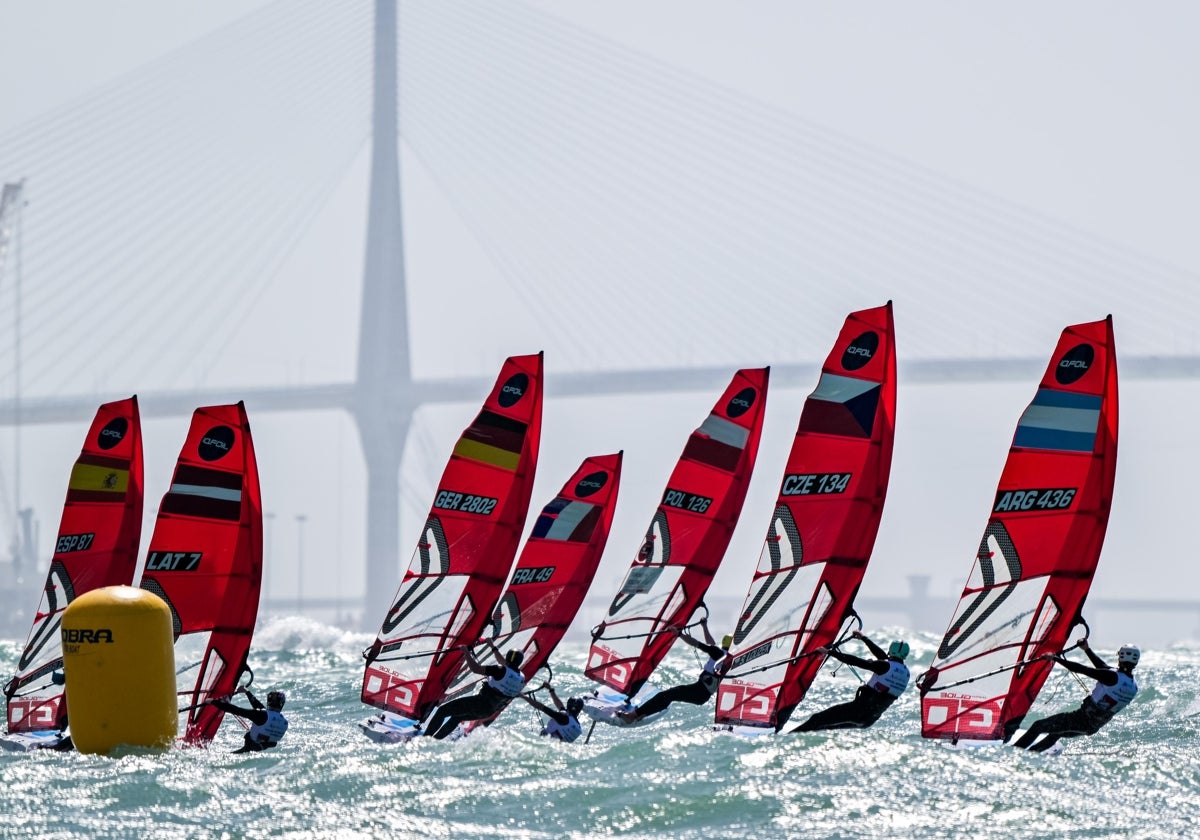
[520,683,585,742]
[210,688,288,753]
[617,618,732,723]
[792,632,910,732]
[1011,641,1139,752]
[424,642,526,739]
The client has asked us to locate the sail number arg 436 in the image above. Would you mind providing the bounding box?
[993,487,1077,513]
[433,490,498,516]
[781,472,852,496]
[662,488,712,514]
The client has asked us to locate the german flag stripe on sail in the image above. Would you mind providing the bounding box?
[797,373,881,439]
[683,414,749,472]
[1013,389,1101,452]
[453,409,528,471]
[159,464,243,521]
[65,457,131,504]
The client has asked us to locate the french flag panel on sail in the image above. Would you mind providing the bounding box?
[531,498,599,542]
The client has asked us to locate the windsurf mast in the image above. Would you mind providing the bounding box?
[919,317,1118,742]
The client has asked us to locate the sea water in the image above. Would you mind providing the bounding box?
[2,617,1197,840]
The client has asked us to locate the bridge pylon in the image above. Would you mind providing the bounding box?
[354,0,411,629]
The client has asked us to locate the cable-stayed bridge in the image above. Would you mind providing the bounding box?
[1,1,1198,629]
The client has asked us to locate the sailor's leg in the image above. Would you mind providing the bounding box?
[793,698,867,732]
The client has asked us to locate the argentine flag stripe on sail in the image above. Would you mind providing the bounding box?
[1013,389,1102,452]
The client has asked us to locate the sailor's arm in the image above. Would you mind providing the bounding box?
[852,631,888,661]
[1054,655,1117,685]
[1078,639,1109,670]
[818,646,887,675]
[210,697,268,726]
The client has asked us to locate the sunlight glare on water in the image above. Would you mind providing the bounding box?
[1,621,1199,839]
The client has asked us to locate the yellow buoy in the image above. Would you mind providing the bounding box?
[62,585,177,754]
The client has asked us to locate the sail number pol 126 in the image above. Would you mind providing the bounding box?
[993,487,1077,513]
[662,488,712,514]
[781,472,852,496]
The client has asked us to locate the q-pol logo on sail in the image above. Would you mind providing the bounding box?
[725,387,757,419]
[498,372,530,408]
[198,425,236,461]
[841,331,879,371]
[97,417,129,450]
[1054,343,1094,385]
[574,471,609,498]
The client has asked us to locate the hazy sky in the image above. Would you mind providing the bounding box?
[1,2,1198,647]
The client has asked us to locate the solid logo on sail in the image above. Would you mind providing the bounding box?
[841,331,879,371]
[198,425,236,461]
[382,517,452,635]
[16,563,74,671]
[97,417,129,450]
[498,373,530,408]
[734,504,802,644]
[936,521,1022,662]
[726,387,758,419]
[574,471,608,498]
[1054,343,1094,385]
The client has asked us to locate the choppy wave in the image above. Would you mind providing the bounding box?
[2,621,1198,840]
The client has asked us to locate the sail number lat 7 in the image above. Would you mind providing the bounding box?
[145,551,203,571]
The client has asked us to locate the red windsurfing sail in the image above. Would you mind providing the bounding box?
[919,317,1118,742]
[4,397,143,734]
[716,303,897,732]
[586,368,768,697]
[139,402,263,744]
[361,353,543,723]
[450,453,623,729]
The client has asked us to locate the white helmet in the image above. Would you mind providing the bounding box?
[1117,645,1140,667]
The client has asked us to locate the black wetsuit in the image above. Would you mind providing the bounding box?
[1012,649,1133,752]
[794,640,905,732]
[425,665,510,740]
[632,640,728,720]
